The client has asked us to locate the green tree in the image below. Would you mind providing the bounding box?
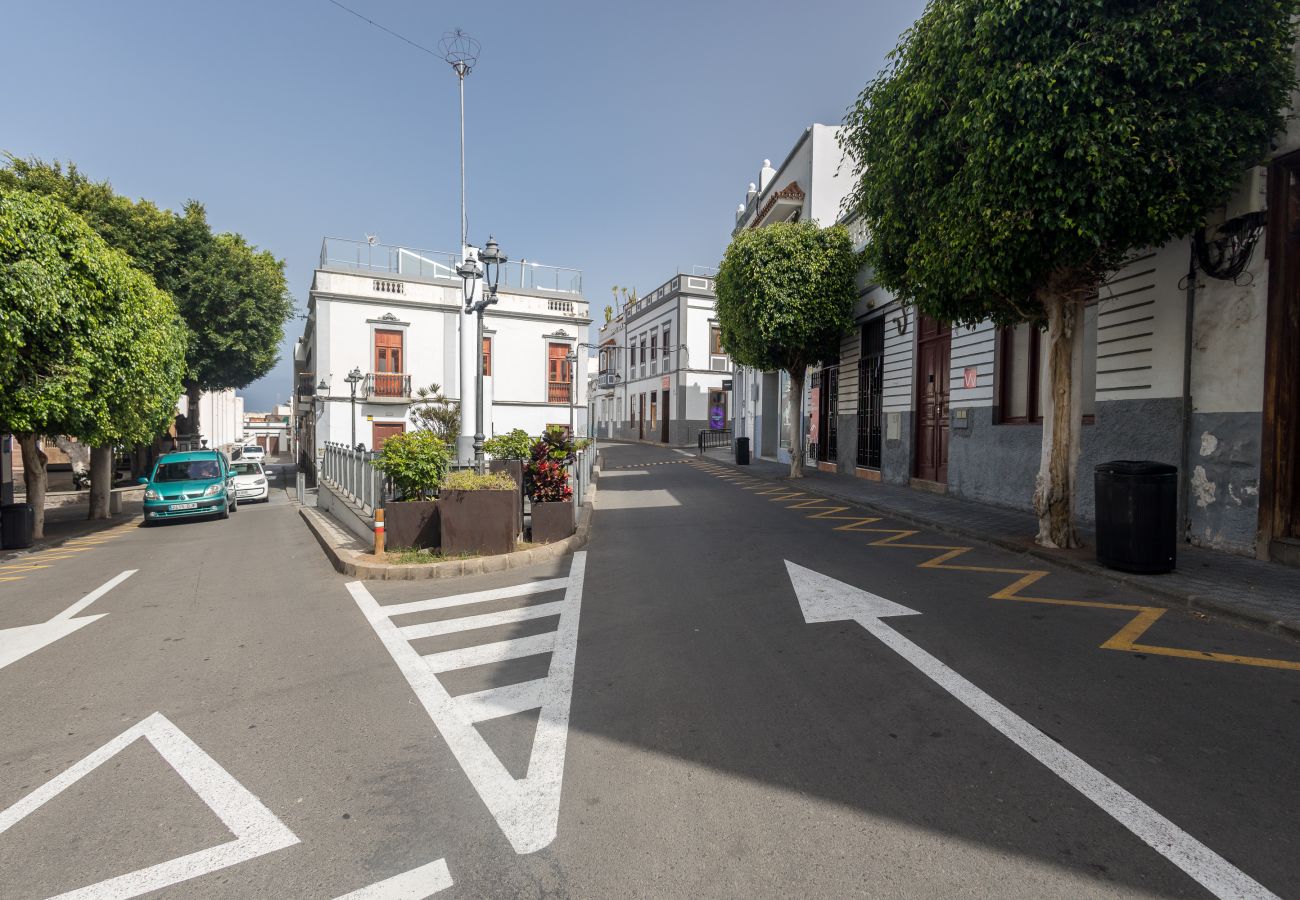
[714,221,858,477]
[0,190,186,535]
[409,383,460,445]
[0,156,294,437]
[841,0,1298,548]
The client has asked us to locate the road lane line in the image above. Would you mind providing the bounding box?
[788,561,1281,900]
[379,577,568,619]
[1,712,299,899]
[55,570,136,620]
[422,633,556,674]
[334,858,453,899]
[397,601,565,641]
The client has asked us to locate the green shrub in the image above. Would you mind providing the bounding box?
[371,430,451,500]
[483,428,534,461]
[441,470,517,492]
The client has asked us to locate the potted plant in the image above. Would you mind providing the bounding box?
[484,428,533,538]
[438,469,519,556]
[370,430,450,550]
[525,427,576,543]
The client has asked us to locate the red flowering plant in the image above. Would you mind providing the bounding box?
[524,426,576,503]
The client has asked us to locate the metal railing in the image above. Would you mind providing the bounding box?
[320,442,385,516]
[364,372,411,399]
[319,237,583,295]
[697,428,733,454]
[548,383,572,404]
[567,447,597,521]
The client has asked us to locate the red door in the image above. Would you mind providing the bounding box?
[374,330,404,397]
[914,316,951,483]
[372,422,405,450]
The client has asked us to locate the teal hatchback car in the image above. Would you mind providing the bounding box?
[140,450,237,523]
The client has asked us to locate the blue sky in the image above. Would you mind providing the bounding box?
[2,0,926,409]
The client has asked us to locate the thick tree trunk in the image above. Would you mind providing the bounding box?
[16,433,47,539]
[53,436,91,489]
[787,367,806,478]
[88,446,114,520]
[185,381,202,445]
[1032,285,1085,549]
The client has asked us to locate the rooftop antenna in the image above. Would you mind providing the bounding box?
[439,28,480,251]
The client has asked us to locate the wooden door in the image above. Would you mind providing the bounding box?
[914,316,951,483]
[374,330,404,397]
[1262,152,1300,557]
[638,394,645,439]
[372,422,405,451]
[661,390,670,443]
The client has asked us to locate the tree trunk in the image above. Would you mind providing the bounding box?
[53,436,91,489]
[16,433,47,539]
[185,381,202,445]
[88,446,113,520]
[787,366,806,478]
[1032,285,1085,549]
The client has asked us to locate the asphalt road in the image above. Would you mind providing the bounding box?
[1,446,1298,898]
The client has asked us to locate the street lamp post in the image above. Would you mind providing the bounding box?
[566,350,577,437]
[345,367,363,449]
[459,236,507,473]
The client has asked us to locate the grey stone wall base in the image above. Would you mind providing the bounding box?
[701,451,1300,642]
[300,464,598,581]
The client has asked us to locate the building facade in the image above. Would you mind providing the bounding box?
[294,238,589,468]
[729,124,854,464]
[593,271,731,445]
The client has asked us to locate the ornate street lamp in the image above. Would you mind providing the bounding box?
[462,236,507,472]
[345,367,364,449]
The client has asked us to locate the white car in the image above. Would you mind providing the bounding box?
[229,460,270,502]
[236,444,266,462]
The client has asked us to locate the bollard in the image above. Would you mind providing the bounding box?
[374,507,385,556]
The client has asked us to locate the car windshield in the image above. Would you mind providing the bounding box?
[153,460,223,482]
[231,463,262,476]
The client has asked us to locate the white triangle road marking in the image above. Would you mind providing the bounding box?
[0,712,299,899]
[347,552,587,855]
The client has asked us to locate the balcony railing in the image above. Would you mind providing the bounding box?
[320,237,583,295]
[548,383,572,404]
[365,372,411,400]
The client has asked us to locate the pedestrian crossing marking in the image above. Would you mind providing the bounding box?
[347,552,588,854]
[688,459,1300,673]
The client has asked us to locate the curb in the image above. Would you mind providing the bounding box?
[701,453,1300,641]
[299,461,599,581]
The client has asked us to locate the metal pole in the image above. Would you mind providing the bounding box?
[458,67,467,250]
[474,306,486,473]
[349,385,357,449]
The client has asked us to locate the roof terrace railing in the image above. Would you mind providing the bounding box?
[319,237,583,295]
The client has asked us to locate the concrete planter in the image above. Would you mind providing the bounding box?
[439,489,517,556]
[488,459,525,539]
[384,500,439,550]
[530,500,575,543]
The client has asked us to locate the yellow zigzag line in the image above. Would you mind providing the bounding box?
[701,468,1300,672]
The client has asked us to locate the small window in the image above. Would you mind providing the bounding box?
[663,323,671,368]
[482,337,492,377]
[710,325,724,356]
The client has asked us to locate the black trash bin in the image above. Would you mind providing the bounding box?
[735,436,751,466]
[1,503,35,550]
[1094,461,1177,574]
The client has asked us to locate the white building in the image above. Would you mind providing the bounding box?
[294,238,589,463]
[593,270,731,445]
[730,124,854,464]
[242,404,292,457]
[181,389,243,453]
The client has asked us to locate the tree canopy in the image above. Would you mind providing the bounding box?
[0,156,293,393]
[714,221,858,476]
[841,0,1299,326]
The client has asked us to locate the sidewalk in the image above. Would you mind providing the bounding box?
[0,498,144,562]
[702,449,1300,639]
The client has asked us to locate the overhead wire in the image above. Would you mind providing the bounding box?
[323,0,439,57]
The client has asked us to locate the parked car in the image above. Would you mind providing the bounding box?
[139,450,237,523]
[235,444,266,463]
[229,460,270,503]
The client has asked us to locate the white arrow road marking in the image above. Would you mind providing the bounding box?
[0,712,299,899]
[348,551,587,855]
[333,858,453,899]
[785,560,1279,900]
[0,570,135,672]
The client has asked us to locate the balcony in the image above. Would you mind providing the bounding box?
[320,237,583,295]
[548,383,572,404]
[296,373,316,398]
[364,373,412,402]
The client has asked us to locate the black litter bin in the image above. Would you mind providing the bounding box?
[1094,461,1177,574]
[1,503,35,550]
[735,436,751,465]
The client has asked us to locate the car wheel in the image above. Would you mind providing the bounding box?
[230,497,238,513]
[219,501,230,520]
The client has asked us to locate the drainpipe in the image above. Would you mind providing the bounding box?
[1179,242,1197,543]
